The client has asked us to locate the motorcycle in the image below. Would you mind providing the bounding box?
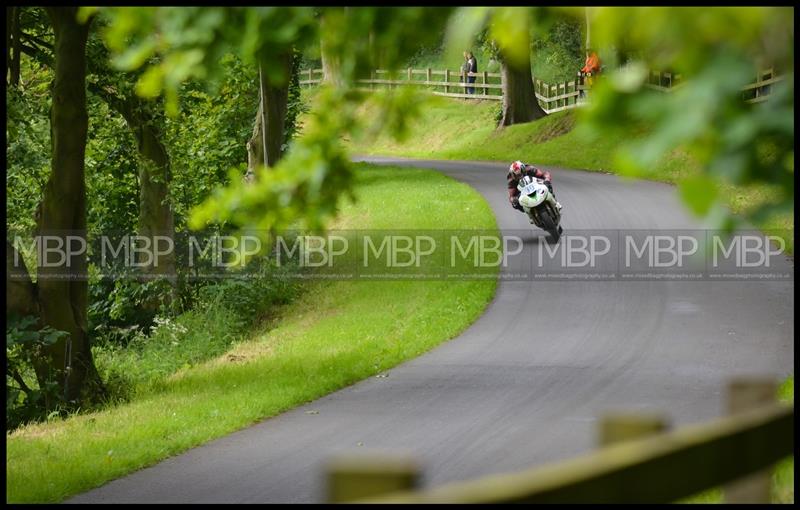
[517,175,563,242]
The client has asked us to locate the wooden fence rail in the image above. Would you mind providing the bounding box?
[328,404,792,504]
[325,378,792,504]
[300,66,783,113]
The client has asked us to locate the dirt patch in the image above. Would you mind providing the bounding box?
[529,112,576,144]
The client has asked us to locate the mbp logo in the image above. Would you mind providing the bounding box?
[537,235,611,268]
[275,235,349,267]
[711,234,785,268]
[450,235,523,267]
[625,234,699,268]
[364,235,437,268]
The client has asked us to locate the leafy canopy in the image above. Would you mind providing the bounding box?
[88,6,452,240]
[89,7,793,236]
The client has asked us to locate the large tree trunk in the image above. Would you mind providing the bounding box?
[6,240,38,319]
[6,8,12,83]
[319,9,344,87]
[498,27,547,127]
[16,33,177,304]
[585,7,591,49]
[37,7,102,405]
[246,90,265,179]
[8,6,21,86]
[246,52,292,176]
[134,116,177,310]
[117,101,177,298]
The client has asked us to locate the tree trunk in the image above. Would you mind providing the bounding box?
[6,240,38,320]
[498,42,546,126]
[16,32,177,306]
[585,7,591,49]
[6,8,12,83]
[9,6,21,86]
[246,51,292,176]
[118,101,177,298]
[37,7,102,405]
[319,9,344,87]
[246,93,264,179]
[135,118,177,308]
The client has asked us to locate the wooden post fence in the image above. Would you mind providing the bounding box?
[319,373,791,504]
[724,378,779,504]
[299,67,783,111]
[349,403,791,503]
[327,452,420,503]
[599,413,669,447]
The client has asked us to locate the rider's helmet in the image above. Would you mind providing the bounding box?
[510,160,525,178]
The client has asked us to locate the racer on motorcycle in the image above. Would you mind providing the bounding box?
[507,160,562,214]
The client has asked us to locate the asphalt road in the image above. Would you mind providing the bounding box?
[70,156,793,503]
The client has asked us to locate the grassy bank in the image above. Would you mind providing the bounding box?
[6,163,499,503]
[346,95,793,250]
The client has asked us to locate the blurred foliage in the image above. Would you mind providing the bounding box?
[91,6,453,242]
[448,6,793,230]
[164,53,260,229]
[531,18,583,83]
[571,6,794,231]
[283,48,307,154]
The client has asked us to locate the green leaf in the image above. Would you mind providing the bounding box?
[611,62,647,93]
[135,66,164,98]
[678,174,719,217]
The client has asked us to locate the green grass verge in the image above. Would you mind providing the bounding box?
[348,95,691,178]
[6,163,499,503]
[345,94,793,251]
[91,273,299,402]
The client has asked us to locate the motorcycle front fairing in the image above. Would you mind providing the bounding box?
[517,178,549,211]
[517,177,561,231]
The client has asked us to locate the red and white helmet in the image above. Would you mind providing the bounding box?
[510,160,525,176]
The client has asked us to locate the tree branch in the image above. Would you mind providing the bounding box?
[7,365,34,397]
[20,30,53,52]
[20,41,133,122]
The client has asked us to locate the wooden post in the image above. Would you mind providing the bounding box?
[568,79,574,106]
[408,67,412,82]
[445,69,450,94]
[483,71,488,96]
[327,453,420,503]
[307,68,312,84]
[542,80,547,108]
[426,67,432,89]
[754,71,761,100]
[723,378,778,504]
[599,413,669,447]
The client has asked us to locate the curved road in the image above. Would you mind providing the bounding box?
[71,157,793,503]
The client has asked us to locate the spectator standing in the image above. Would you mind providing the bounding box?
[581,48,601,86]
[460,51,470,96]
[466,51,478,94]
